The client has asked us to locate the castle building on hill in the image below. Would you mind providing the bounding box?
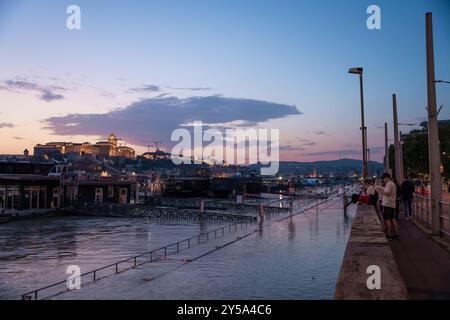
[34,133,135,159]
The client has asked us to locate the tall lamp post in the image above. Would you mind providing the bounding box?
[384,122,390,174]
[426,12,442,236]
[392,94,403,183]
[349,67,368,179]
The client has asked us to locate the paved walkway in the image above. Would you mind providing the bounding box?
[390,219,450,299]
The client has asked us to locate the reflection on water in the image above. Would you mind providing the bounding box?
[0,216,222,299]
[132,199,354,300]
[0,198,355,300]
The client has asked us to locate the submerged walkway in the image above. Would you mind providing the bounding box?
[390,219,450,299]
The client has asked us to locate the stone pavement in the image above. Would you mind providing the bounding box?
[390,218,450,299]
[334,204,407,300]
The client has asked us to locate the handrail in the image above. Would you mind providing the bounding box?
[412,193,450,237]
[21,219,254,300]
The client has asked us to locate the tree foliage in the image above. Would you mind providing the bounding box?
[389,121,450,180]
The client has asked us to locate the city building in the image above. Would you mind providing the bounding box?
[34,133,135,159]
[0,173,137,213]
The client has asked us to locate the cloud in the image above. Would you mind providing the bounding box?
[304,149,360,157]
[127,84,213,94]
[299,141,316,147]
[0,122,14,128]
[40,90,64,102]
[44,95,301,147]
[282,138,316,151]
[167,86,214,91]
[304,146,384,157]
[0,79,65,102]
[128,85,161,93]
[280,145,305,152]
[344,143,360,147]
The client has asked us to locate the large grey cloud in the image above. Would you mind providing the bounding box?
[44,96,301,146]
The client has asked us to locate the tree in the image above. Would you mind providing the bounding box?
[389,121,450,180]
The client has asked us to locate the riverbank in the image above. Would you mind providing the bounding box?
[334,204,407,300]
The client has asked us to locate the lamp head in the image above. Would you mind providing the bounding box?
[348,67,363,75]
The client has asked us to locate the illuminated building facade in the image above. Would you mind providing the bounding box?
[34,133,135,159]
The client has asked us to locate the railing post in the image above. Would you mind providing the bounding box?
[93,271,96,282]
[199,200,205,216]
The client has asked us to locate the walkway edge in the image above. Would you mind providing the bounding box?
[334,204,408,300]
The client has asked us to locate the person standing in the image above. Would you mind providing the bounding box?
[365,179,378,206]
[375,173,399,240]
[401,178,415,220]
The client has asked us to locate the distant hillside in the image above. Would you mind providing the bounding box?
[252,158,383,176]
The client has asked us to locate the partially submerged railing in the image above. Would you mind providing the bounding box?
[76,203,257,223]
[158,198,291,215]
[21,220,254,300]
[412,194,450,238]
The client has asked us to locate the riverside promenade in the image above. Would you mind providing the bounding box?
[334,204,407,299]
[335,198,450,300]
[390,218,450,299]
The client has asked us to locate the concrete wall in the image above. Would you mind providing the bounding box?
[334,204,407,299]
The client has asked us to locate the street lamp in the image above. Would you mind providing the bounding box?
[348,67,368,179]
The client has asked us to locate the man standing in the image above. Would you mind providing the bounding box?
[375,173,399,240]
[401,177,415,220]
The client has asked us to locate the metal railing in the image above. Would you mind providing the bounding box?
[21,220,254,301]
[412,193,450,238]
[76,203,257,223]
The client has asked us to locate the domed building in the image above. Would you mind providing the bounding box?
[108,133,118,148]
[95,133,135,158]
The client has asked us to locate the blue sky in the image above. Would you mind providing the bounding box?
[0,0,449,161]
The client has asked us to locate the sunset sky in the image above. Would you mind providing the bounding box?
[0,0,449,162]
